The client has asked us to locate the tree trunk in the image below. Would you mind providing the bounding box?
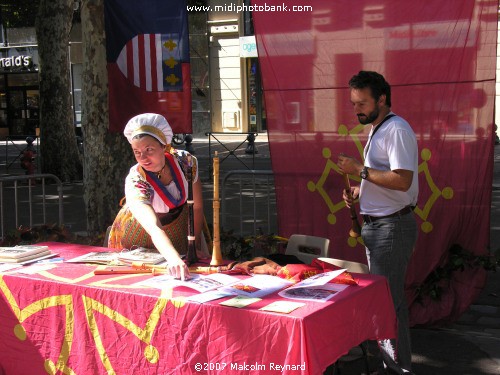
[80,0,134,234]
[35,0,82,181]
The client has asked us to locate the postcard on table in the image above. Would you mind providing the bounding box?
[220,296,261,308]
[186,290,235,303]
[219,274,294,298]
[259,301,305,314]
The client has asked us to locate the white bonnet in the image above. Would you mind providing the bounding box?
[123,113,173,145]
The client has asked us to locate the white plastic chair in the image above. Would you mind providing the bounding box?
[318,257,369,274]
[285,234,330,264]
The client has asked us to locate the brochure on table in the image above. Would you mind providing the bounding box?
[136,269,350,304]
[278,269,350,302]
[219,274,294,298]
[135,273,240,293]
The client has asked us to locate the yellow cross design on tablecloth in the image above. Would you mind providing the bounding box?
[0,270,186,375]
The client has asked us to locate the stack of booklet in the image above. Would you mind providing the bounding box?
[0,245,55,264]
[117,248,165,265]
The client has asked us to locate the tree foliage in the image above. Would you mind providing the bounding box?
[0,0,38,28]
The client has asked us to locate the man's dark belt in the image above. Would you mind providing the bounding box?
[158,204,186,226]
[362,205,414,223]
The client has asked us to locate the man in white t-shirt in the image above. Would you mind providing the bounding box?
[338,71,418,374]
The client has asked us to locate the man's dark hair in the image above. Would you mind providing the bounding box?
[348,71,392,107]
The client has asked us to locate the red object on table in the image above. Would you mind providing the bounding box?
[0,242,396,375]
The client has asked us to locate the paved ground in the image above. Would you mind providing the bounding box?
[1,136,500,374]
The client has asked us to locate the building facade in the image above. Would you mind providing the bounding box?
[0,1,267,140]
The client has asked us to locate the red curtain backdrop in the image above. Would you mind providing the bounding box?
[252,0,497,325]
[104,0,192,133]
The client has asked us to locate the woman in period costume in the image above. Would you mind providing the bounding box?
[108,113,205,280]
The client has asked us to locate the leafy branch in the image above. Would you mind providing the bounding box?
[414,244,499,302]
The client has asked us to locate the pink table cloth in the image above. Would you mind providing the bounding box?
[0,242,396,375]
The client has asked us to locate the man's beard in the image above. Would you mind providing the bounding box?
[357,108,379,125]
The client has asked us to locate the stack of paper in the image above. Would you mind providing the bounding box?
[0,245,54,264]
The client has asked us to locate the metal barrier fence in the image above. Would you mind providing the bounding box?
[221,170,277,236]
[0,174,64,240]
[205,132,258,175]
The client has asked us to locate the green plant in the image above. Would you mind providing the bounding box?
[220,229,288,261]
[0,224,106,247]
[414,244,499,302]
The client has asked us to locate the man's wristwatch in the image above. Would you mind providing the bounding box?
[360,166,369,180]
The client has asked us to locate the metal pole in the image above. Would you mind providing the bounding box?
[0,181,3,239]
[14,180,18,228]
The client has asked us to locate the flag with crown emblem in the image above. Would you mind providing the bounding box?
[104,0,191,133]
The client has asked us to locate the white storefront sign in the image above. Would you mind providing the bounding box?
[240,36,258,58]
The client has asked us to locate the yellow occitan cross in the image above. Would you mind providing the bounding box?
[165,74,180,85]
[308,123,454,248]
[163,39,177,51]
[164,57,178,69]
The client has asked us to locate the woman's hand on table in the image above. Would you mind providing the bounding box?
[166,256,191,280]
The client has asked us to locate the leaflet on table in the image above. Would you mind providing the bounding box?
[13,263,58,274]
[259,300,305,314]
[186,290,234,303]
[134,273,240,292]
[278,269,349,303]
[0,263,24,273]
[219,274,294,298]
[220,296,261,308]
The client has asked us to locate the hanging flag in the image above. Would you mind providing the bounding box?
[252,0,497,326]
[104,0,191,134]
